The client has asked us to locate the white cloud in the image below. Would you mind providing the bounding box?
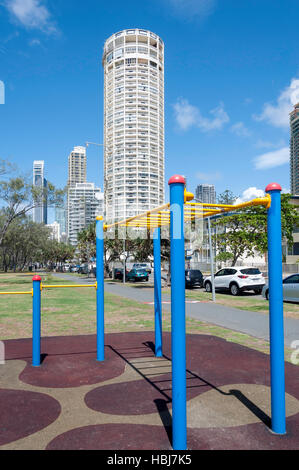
[198,103,230,131]
[230,122,251,137]
[235,187,265,205]
[254,78,299,128]
[254,139,286,149]
[253,147,289,170]
[29,38,41,46]
[173,99,199,130]
[173,98,229,132]
[167,0,216,19]
[4,0,57,34]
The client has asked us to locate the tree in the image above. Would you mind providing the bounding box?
[77,223,97,262]
[0,161,65,246]
[0,215,75,272]
[42,240,75,270]
[0,217,50,271]
[213,193,299,266]
[76,223,171,278]
[76,223,124,276]
[215,251,234,264]
[217,189,238,205]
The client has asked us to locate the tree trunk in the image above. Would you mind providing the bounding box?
[166,267,171,287]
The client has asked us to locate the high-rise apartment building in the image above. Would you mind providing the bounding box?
[102,29,165,222]
[67,145,87,244]
[67,183,104,245]
[46,222,61,242]
[68,146,87,187]
[33,160,47,224]
[55,206,67,236]
[290,103,299,195]
[195,184,216,205]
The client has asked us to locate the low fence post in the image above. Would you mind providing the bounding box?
[32,275,41,367]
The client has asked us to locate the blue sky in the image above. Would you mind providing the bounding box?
[0,0,299,222]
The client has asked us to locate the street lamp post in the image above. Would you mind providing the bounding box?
[85,141,105,276]
[193,197,216,301]
[85,142,104,149]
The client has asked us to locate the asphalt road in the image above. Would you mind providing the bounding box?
[52,273,299,348]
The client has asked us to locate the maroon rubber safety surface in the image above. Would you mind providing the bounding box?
[84,371,214,415]
[19,349,125,388]
[187,413,299,450]
[2,332,299,450]
[0,389,61,446]
[46,423,172,450]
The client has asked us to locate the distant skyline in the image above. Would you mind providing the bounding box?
[1,0,299,220]
[32,159,47,224]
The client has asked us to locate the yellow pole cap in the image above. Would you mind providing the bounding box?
[184,189,194,202]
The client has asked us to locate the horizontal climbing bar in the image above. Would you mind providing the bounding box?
[104,201,171,230]
[42,284,97,289]
[0,291,33,296]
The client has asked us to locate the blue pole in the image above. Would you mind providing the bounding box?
[266,183,286,434]
[154,227,162,357]
[169,175,187,450]
[96,217,105,361]
[32,275,41,367]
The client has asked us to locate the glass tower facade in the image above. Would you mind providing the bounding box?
[33,160,47,224]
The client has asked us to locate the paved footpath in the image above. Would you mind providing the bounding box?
[52,273,299,347]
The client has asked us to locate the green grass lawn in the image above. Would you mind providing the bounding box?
[0,273,158,340]
[0,272,297,365]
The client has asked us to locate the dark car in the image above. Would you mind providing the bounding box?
[78,264,89,274]
[70,265,80,273]
[185,269,203,289]
[126,268,149,282]
[114,268,129,280]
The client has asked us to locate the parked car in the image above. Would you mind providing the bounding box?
[204,267,265,296]
[70,265,80,273]
[262,274,299,303]
[185,269,203,289]
[78,264,89,274]
[132,263,152,274]
[126,268,149,282]
[63,264,71,272]
[114,268,129,280]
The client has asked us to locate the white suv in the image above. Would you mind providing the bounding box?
[204,267,265,296]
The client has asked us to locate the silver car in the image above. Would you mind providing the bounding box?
[262,273,299,302]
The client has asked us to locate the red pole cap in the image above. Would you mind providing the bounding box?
[32,275,42,282]
[265,183,282,193]
[168,175,186,185]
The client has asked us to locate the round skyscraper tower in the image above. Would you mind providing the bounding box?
[102,29,165,223]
